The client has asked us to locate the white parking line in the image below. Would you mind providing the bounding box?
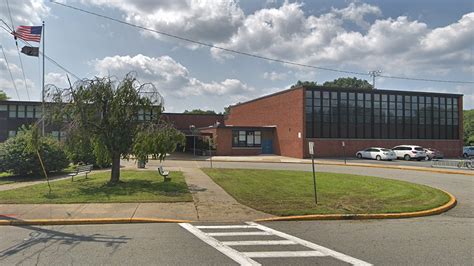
[207,232,272,236]
[243,251,325,258]
[222,240,296,246]
[180,222,372,266]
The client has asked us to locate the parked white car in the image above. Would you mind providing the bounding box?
[392,145,426,161]
[424,148,444,160]
[356,147,397,161]
[463,146,474,158]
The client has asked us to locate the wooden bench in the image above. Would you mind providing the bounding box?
[158,166,171,182]
[70,164,93,181]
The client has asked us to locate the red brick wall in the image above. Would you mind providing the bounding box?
[200,127,264,156]
[226,88,305,158]
[305,139,464,158]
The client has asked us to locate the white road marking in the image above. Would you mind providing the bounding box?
[207,232,272,236]
[243,251,325,258]
[247,222,372,266]
[179,223,260,266]
[222,240,296,246]
[196,225,258,229]
[180,222,372,266]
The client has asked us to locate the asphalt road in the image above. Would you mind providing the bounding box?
[0,161,472,265]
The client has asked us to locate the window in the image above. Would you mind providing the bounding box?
[8,130,16,138]
[17,105,25,118]
[0,105,7,111]
[8,105,16,118]
[34,108,42,119]
[232,130,262,147]
[26,105,35,118]
[304,89,460,140]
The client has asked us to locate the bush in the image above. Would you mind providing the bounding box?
[0,128,69,176]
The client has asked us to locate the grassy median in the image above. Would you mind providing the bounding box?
[203,168,451,216]
[0,170,192,204]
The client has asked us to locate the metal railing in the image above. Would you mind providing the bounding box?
[431,159,473,170]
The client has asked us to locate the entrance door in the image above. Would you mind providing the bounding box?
[261,139,273,154]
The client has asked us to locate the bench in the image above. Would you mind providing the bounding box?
[70,164,93,181]
[158,166,171,182]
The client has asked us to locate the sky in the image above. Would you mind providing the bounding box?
[0,0,473,112]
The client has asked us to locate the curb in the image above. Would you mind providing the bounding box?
[254,190,457,222]
[182,158,473,176]
[0,217,193,226]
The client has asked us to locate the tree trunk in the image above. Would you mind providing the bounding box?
[110,153,121,184]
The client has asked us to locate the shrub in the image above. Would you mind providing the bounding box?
[0,128,69,176]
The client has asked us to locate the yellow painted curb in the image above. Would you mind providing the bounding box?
[207,159,474,176]
[0,217,193,226]
[255,190,457,222]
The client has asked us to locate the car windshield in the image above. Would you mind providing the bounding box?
[381,149,390,152]
[414,147,424,151]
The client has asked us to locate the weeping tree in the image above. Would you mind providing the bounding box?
[46,73,181,184]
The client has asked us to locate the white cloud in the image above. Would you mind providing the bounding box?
[92,54,254,99]
[263,71,287,81]
[82,0,244,43]
[0,0,49,27]
[211,2,473,78]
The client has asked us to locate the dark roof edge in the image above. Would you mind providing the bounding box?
[230,86,302,109]
[303,85,463,97]
[162,112,224,117]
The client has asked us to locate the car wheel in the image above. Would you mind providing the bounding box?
[376,155,381,161]
[464,153,469,158]
[357,153,362,159]
[404,154,411,161]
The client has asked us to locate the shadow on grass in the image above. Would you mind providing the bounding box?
[77,179,189,198]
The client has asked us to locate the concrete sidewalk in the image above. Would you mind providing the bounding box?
[182,167,274,222]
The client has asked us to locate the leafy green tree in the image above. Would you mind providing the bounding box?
[0,126,69,176]
[47,73,177,183]
[0,90,8,100]
[291,80,318,89]
[133,121,185,163]
[63,128,111,168]
[183,109,217,115]
[323,77,373,89]
[464,109,474,145]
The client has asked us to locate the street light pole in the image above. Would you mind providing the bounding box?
[189,125,196,157]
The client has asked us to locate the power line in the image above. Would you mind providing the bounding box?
[0,25,81,81]
[1,44,21,99]
[5,0,32,100]
[50,0,474,85]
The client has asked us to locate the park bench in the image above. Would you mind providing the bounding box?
[70,164,93,181]
[158,166,171,182]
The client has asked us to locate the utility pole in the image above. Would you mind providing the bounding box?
[41,21,45,136]
[368,70,382,89]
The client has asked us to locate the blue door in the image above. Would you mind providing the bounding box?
[261,139,273,154]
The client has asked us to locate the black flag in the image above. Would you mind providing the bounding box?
[21,46,39,57]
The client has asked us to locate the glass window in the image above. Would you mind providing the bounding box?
[17,105,25,118]
[8,130,16,138]
[246,131,254,146]
[239,131,246,141]
[26,105,34,118]
[35,108,42,118]
[8,105,16,118]
[0,105,7,111]
[255,131,261,145]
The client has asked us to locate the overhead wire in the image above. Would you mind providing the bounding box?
[1,44,21,99]
[50,0,474,85]
[5,0,31,100]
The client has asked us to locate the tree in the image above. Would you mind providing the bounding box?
[464,109,474,145]
[183,109,217,115]
[0,90,8,100]
[323,77,373,89]
[291,80,318,89]
[47,73,179,183]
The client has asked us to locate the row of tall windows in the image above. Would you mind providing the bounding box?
[0,104,42,119]
[305,89,460,139]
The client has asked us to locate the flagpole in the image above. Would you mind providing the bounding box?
[41,21,45,136]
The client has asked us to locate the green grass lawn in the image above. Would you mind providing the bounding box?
[0,165,77,185]
[0,170,192,204]
[202,168,451,216]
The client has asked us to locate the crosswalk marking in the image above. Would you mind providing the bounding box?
[222,240,296,246]
[243,251,325,258]
[196,225,258,229]
[180,222,372,266]
[207,232,272,236]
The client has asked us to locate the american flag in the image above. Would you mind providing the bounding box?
[14,26,43,42]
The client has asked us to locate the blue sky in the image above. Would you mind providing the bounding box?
[0,0,473,112]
